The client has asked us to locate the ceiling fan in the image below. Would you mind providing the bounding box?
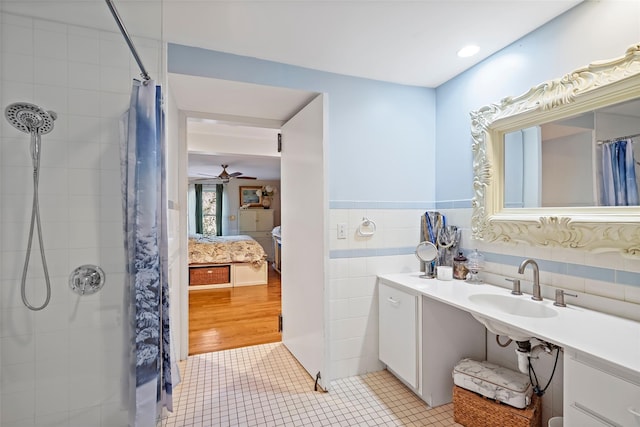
[196,164,257,183]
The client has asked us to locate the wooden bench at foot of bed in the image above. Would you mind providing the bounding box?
[188,262,268,290]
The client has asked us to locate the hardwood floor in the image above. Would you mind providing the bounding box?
[188,265,282,355]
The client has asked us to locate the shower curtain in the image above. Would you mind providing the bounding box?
[120,80,177,426]
[600,139,639,206]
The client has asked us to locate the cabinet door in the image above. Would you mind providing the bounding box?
[238,211,257,232]
[256,209,274,231]
[379,283,418,388]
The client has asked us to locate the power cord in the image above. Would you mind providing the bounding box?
[528,346,560,397]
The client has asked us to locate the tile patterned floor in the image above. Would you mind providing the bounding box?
[161,342,461,426]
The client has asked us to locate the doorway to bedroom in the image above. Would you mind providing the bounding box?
[186,118,283,355]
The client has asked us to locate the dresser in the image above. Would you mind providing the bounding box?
[238,209,275,261]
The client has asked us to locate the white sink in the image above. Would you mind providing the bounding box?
[468,293,558,341]
[468,294,558,318]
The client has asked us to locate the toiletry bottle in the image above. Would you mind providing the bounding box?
[453,251,468,280]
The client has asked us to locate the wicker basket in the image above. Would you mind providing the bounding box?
[453,385,541,427]
[189,264,231,286]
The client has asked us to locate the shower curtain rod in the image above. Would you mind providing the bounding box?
[597,133,640,144]
[105,0,151,82]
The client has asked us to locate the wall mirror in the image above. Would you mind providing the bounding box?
[471,44,640,257]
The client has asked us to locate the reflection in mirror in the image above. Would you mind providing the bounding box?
[503,99,640,208]
[470,44,640,256]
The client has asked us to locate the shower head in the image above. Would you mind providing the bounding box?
[5,102,56,135]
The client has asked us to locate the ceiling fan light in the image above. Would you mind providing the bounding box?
[457,45,480,58]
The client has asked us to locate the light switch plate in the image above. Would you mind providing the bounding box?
[337,223,347,239]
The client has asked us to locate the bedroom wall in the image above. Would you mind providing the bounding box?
[186,180,282,236]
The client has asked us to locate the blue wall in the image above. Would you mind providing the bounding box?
[435,1,640,201]
[168,45,436,203]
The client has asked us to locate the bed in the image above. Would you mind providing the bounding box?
[188,234,268,289]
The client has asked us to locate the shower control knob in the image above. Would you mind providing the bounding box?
[69,265,105,296]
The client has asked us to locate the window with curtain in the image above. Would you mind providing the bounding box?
[195,184,224,236]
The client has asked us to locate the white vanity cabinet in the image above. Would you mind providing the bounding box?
[379,282,419,388]
[238,209,275,260]
[564,350,640,427]
[378,279,486,406]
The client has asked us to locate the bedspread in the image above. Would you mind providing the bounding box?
[188,234,267,267]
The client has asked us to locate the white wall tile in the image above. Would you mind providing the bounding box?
[68,248,100,271]
[329,278,349,300]
[68,221,99,249]
[99,221,124,248]
[329,298,349,320]
[347,257,367,278]
[68,62,101,90]
[33,19,67,34]
[100,92,129,117]
[38,138,68,168]
[0,361,35,392]
[34,30,67,60]
[584,278,625,300]
[68,89,100,116]
[2,24,34,56]
[100,169,122,196]
[1,334,34,364]
[100,196,123,225]
[68,115,100,143]
[68,407,101,427]
[348,296,374,318]
[38,167,69,195]
[99,39,130,67]
[99,142,120,170]
[100,65,132,94]
[1,390,36,425]
[68,168,99,195]
[624,285,640,304]
[68,34,100,65]
[34,57,68,87]
[2,53,34,83]
[39,194,70,222]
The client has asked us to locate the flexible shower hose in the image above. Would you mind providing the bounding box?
[20,131,51,311]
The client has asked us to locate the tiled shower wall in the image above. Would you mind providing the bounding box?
[0,13,161,426]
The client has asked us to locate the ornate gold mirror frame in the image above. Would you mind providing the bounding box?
[470,44,640,257]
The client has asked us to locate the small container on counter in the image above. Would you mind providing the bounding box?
[453,251,468,280]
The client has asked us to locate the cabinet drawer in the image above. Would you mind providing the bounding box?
[565,355,640,427]
[565,405,610,427]
[189,265,231,285]
[379,283,418,388]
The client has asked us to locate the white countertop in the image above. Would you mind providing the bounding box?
[378,272,640,376]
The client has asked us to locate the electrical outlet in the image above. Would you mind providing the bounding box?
[337,223,347,239]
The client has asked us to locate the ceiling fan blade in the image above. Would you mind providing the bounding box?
[229,172,243,177]
[236,176,257,180]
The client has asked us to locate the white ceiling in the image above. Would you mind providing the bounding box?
[2,0,583,179]
[2,0,581,87]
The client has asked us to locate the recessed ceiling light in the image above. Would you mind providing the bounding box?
[457,45,480,58]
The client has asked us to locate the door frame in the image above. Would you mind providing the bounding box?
[175,98,329,378]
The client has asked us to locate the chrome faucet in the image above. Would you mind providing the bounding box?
[518,259,542,301]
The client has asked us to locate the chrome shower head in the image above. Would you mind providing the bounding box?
[5,102,56,135]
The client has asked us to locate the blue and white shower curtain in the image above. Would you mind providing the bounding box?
[120,80,177,426]
[600,139,639,206]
